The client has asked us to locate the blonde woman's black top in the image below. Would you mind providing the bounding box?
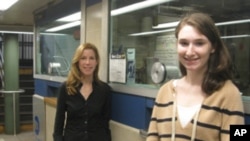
[53,81,112,141]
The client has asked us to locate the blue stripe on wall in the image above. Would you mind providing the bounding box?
[111,91,154,130]
[34,79,61,97]
[35,78,250,130]
[34,79,48,96]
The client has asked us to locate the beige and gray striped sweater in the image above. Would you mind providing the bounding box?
[147,80,245,141]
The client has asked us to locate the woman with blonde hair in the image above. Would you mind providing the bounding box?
[53,43,112,141]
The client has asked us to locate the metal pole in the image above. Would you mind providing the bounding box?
[13,92,16,136]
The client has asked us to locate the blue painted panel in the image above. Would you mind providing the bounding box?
[34,79,48,96]
[35,79,62,97]
[146,98,155,108]
[47,81,62,88]
[111,92,147,129]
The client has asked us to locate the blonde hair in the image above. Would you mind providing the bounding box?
[66,43,101,95]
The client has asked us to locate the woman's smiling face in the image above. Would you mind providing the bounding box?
[78,49,97,77]
[177,25,215,73]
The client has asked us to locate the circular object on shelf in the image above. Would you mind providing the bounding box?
[151,62,166,84]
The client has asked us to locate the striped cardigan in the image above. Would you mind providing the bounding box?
[147,80,245,141]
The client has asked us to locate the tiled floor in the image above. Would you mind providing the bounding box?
[0,131,34,141]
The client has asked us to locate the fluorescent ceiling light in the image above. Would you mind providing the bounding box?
[153,19,250,29]
[129,28,175,36]
[132,17,250,37]
[0,0,18,11]
[40,33,67,36]
[221,34,250,39]
[152,21,179,29]
[0,30,32,34]
[46,21,81,32]
[130,28,250,39]
[215,19,250,26]
[111,0,175,16]
[0,31,69,36]
[56,11,81,22]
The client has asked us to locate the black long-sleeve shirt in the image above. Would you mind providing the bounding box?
[53,81,112,141]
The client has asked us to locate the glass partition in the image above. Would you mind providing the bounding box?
[109,0,250,96]
[35,12,81,77]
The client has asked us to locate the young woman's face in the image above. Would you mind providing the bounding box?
[78,49,97,76]
[177,25,214,73]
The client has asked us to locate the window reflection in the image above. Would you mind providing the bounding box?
[109,0,250,96]
[35,14,80,76]
[38,33,79,76]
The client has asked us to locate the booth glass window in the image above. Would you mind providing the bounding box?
[35,12,81,77]
[109,0,250,96]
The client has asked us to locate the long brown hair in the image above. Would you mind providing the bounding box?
[175,12,233,95]
[66,43,101,95]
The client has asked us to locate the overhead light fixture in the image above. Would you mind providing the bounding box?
[221,34,250,39]
[0,0,19,11]
[0,30,32,34]
[215,19,250,26]
[153,19,250,29]
[152,21,179,29]
[46,21,81,32]
[40,33,67,36]
[0,31,67,35]
[111,0,175,16]
[129,28,175,36]
[56,11,81,22]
